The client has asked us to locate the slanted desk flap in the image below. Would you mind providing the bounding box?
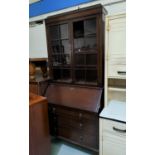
[45,84,102,113]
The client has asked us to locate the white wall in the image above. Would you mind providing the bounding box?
[29,21,48,58]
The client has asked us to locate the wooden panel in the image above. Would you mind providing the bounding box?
[57,115,98,135]
[45,5,104,24]
[49,105,98,120]
[29,78,50,95]
[29,84,38,94]
[29,93,51,155]
[58,127,98,150]
[48,103,99,151]
[45,84,102,113]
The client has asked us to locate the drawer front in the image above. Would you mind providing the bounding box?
[49,105,97,121]
[58,127,99,149]
[102,119,126,138]
[108,64,126,79]
[57,115,98,135]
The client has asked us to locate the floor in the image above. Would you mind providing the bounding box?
[51,137,97,155]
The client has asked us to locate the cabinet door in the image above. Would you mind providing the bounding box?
[102,134,126,155]
[48,23,72,83]
[107,14,126,79]
[100,119,126,155]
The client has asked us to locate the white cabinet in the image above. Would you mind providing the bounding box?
[106,14,126,79]
[100,119,126,155]
[99,101,126,155]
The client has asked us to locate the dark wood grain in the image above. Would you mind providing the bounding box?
[29,78,51,95]
[45,84,102,113]
[29,93,51,155]
[46,84,101,152]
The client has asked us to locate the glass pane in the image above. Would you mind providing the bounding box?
[60,24,69,39]
[52,41,60,53]
[84,18,96,36]
[53,69,61,80]
[86,54,97,65]
[61,54,71,65]
[85,37,96,49]
[75,54,85,65]
[50,25,59,40]
[62,69,71,82]
[86,69,97,82]
[75,69,85,83]
[73,21,84,38]
[74,38,85,50]
[52,55,62,66]
[61,40,71,54]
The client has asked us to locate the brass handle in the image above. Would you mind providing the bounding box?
[52,107,56,112]
[79,123,83,128]
[113,126,126,133]
[79,113,82,118]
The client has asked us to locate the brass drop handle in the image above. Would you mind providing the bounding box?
[79,113,82,118]
[52,107,56,112]
[79,123,83,128]
[113,126,126,133]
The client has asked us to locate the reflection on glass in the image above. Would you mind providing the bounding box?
[73,21,84,38]
[84,18,96,36]
[61,40,70,54]
[60,24,68,39]
[85,37,96,49]
[52,55,61,66]
[50,25,59,40]
[74,38,85,50]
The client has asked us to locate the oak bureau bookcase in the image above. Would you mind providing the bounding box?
[45,4,107,153]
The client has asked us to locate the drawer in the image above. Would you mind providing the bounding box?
[49,105,97,121]
[57,115,98,135]
[102,135,126,155]
[58,127,98,149]
[108,64,126,79]
[102,119,126,138]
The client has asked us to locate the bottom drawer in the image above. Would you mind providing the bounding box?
[57,127,99,150]
[102,136,126,155]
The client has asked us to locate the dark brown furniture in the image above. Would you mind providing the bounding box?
[29,77,51,95]
[45,84,102,152]
[29,93,51,155]
[45,4,107,87]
